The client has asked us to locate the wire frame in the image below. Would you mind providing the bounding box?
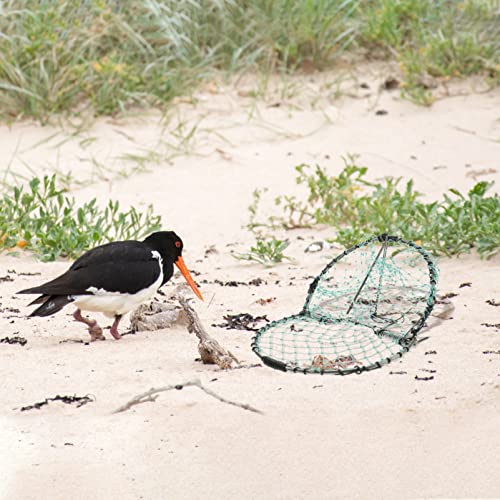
[252,235,438,374]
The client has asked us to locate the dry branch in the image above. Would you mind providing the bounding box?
[175,290,240,369]
[113,378,262,414]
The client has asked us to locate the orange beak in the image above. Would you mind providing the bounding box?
[175,256,204,301]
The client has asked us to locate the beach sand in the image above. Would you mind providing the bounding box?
[1,69,499,499]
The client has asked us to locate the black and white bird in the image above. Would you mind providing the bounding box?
[18,231,203,341]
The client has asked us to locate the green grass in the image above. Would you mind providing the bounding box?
[0,175,161,261]
[359,0,500,105]
[232,237,292,265]
[0,0,357,122]
[0,0,497,121]
[247,157,500,259]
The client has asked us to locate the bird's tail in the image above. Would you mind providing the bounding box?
[18,285,47,295]
[29,295,73,317]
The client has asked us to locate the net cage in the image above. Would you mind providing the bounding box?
[252,234,439,374]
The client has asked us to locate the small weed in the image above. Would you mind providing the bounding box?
[248,157,500,259]
[232,238,292,266]
[0,175,161,261]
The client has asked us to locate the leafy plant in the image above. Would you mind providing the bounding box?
[0,175,161,261]
[232,238,292,265]
[248,158,500,258]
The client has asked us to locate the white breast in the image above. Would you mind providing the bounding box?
[72,251,163,317]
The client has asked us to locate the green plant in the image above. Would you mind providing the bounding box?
[359,0,499,105]
[256,0,358,70]
[0,0,358,122]
[0,0,498,122]
[232,238,292,265]
[248,158,500,258]
[0,175,161,261]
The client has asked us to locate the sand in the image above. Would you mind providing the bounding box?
[1,68,499,500]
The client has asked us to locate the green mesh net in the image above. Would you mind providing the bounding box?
[252,234,439,374]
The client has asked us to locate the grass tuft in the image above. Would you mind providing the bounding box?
[0,0,358,122]
[232,238,292,266]
[359,0,500,104]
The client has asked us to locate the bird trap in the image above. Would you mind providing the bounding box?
[252,234,438,374]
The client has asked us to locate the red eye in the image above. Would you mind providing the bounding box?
[175,241,181,248]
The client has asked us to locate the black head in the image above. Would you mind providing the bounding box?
[143,231,183,262]
[142,231,203,301]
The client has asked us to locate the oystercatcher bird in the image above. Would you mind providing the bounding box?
[18,231,203,341]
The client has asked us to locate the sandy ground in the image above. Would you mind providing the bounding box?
[1,69,499,499]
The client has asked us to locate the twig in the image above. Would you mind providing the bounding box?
[175,288,240,369]
[113,378,262,414]
[232,363,262,370]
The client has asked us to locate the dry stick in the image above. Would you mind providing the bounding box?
[176,292,240,369]
[113,378,262,415]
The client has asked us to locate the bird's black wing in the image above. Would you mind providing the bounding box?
[18,241,162,296]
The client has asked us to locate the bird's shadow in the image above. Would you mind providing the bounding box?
[58,329,136,345]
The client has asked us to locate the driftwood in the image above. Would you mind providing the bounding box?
[129,301,180,332]
[175,292,240,369]
[113,378,262,414]
[128,285,242,369]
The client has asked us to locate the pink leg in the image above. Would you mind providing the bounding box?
[109,315,122,340]
[73,309,105,341]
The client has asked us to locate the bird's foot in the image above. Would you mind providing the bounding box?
[73,309,105,341]
[109,315,122,340]
[89,324,105,342]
